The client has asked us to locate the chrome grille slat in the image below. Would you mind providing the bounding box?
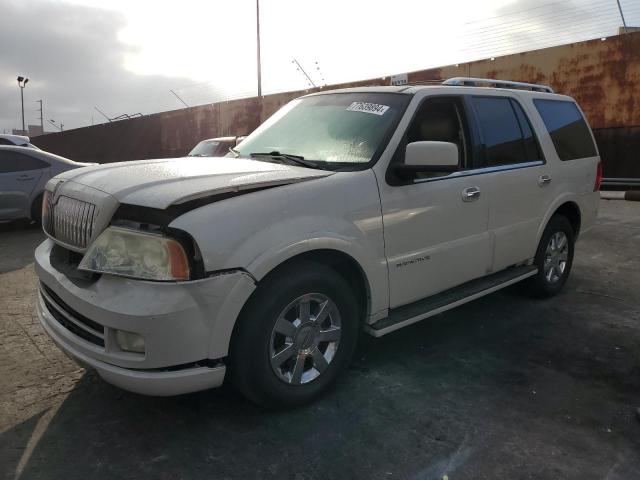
[74,200,81,246]
[80,202,87,246]
[44,195,98,249]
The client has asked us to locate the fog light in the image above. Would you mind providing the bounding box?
[115,330,145,353]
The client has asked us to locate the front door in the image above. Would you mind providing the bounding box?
[377,95,492,309]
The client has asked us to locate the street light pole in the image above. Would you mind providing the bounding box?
[256,0,262,97]
[17,76,29,133]
[20,86,24,132]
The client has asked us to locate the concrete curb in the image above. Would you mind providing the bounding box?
[600,191,640,201]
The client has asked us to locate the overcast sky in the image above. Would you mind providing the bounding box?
[1,0,638,133]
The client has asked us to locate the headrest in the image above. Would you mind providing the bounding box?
[418,114,458,142]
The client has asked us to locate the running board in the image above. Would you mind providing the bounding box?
[365,265,538,337]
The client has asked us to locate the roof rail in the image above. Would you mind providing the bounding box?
[442,77,554,93]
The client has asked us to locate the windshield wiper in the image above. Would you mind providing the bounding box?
[250,151,321,169]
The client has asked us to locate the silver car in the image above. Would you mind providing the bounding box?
[0,146,94,223]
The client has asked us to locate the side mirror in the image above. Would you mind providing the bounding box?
[395,141,459,178]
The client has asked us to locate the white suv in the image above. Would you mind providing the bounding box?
[34,78,601,406]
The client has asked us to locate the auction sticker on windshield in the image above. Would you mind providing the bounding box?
[346,102,390,116]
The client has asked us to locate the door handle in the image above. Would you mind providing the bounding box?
[17,175,34,181]
[462,186,481,202]
[538,174,552,186]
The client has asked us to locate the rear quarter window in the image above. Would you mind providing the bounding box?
[533,99,597,160]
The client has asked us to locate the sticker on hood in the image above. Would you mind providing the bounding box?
[346,102,390,116]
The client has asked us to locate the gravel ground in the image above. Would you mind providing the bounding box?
[1,201,639,480]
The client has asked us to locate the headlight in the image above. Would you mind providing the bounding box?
[78,227,190,281]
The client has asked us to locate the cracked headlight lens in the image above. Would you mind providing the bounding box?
[78,227,190,281]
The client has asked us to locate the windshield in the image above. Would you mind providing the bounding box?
[232,92,409,169]
[188,140,221,157]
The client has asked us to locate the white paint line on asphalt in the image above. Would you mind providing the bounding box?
[14,397,67,480]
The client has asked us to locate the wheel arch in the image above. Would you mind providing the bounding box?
[256,249,371,322]
[554,201,581,237]
[225,247,372,361]
[537,196,582,246]
[30,190,45,222]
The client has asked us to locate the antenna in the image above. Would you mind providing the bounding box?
[48,119,63,132]
[292,58,317,88]
[94,106,112,122]
[170,89,189,108]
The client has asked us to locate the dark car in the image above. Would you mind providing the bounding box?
[187,136,246,157]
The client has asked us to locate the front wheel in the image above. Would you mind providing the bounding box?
[31,193,44,224]
[525,214,575,297]
[229,261,360,408]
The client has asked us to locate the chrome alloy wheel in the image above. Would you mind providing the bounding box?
[269,293,342,385]
[544,231,569,283]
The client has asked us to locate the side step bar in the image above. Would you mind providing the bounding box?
[365,265,538,337]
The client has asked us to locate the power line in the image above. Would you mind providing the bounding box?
[466,0,619,37]
[466,14,625,50]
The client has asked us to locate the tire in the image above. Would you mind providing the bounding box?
[229,260,360,408]
[524,214,575,298]
[31,193,44,225]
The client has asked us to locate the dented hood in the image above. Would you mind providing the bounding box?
[54,157,333,209]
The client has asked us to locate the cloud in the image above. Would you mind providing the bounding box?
[0,0,201,132]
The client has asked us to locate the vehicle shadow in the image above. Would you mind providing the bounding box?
[3,281,639,480]
[0,221,45,274]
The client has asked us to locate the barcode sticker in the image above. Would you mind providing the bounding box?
[346,102,390,116]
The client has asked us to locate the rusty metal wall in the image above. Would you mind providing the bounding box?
[33,32,640,176]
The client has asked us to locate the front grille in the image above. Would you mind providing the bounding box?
[40,283,105,348]
[43,195,97,249]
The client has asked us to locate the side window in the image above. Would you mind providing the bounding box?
[0,152,48,172]
[0,138,13,145]
[534,99,597,160]
[405,97,469,169]
[471,97,528,166]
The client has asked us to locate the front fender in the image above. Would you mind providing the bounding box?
[170,170,389,320]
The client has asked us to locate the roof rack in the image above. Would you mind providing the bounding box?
[442,77,554,93]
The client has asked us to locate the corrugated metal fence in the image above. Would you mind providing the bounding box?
[33,32,640,178]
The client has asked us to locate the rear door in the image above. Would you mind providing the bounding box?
[468,95,551,271]
[377,94,493,308]
[0,151,48,220]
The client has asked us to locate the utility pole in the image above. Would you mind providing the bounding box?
[17,76,29,133]
[256,0,262,97]
[36,100,43,132]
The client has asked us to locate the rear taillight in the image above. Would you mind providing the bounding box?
[594,161,603,191]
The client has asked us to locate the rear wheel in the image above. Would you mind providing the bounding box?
[229,261,360,408]
[525,214,575,297]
